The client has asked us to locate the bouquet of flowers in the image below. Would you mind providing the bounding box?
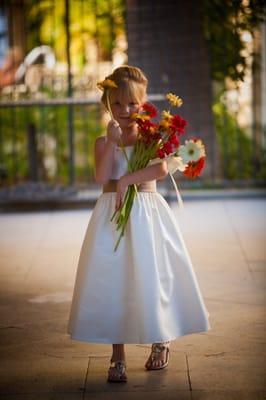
[110,92,206,251]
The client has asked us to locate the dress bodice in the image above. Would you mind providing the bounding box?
[109,146,134,179]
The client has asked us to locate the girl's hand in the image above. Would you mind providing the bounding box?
[107,119,122,145]
[115,175,129,211]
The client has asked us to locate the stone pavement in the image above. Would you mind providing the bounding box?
[0,197,265,399]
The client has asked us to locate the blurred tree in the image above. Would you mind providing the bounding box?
[0,0,126,186]
[26,0,125,70]
[202,0,266,182]
[202,0,266,83]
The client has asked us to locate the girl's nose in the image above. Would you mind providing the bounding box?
[121,104,130,113]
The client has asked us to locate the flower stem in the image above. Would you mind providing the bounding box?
[113,185,136,251]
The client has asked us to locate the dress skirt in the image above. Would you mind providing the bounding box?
[67,191,211,344]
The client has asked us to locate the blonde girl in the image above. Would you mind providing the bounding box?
[67,65,211,383]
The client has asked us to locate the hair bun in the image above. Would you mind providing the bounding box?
[110,65,148,86]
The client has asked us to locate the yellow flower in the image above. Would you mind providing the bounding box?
[97,78,118,120]
[96,78,118,91]
[159,119,170,129]
[162,110,172,120]
[166,93,183,107]
[131,113,150,121]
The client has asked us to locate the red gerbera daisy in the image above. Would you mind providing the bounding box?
[142,102,158,118]
[171,115,188,135]
[162,141,173,155]
[183,157,205,178]
[138,119,157,135]
[157,149,165,158]
[169,134,180,148]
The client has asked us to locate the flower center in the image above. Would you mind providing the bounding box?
[188,149,194,155]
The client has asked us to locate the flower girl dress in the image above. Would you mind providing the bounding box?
[67,145,211,344]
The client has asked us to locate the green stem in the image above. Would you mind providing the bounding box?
[110,208,117,222]
[113,185,136,251]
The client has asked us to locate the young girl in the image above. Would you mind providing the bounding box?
[67,65,211,383]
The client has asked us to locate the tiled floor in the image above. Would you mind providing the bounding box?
[0,198,265,399]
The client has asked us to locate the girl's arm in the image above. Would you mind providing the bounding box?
[94,120,122,184]
[115,161,168,210]
[122,161,168,186]
[94,136,116,184]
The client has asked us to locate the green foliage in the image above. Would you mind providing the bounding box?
[25,0,125,67]
[0,0,125,186]
[74,105,103,181]
[202,1,266,184]
[213,93,266,180]
[202,0,266,83]
[0,105,104,185]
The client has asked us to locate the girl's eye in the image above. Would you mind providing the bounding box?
[129,102,137,106]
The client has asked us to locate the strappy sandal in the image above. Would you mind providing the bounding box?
[145,341,170,370]
[107,358,127,382]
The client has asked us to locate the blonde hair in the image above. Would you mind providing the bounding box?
[101,65,148,109]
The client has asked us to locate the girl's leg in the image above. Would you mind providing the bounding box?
[108,344,127,382]
[111,343,126,362]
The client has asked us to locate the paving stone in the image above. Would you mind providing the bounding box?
[191,390,266,400]
[85,351,188,393]
[0,199,265,399]
[84,391,192,399]
[187,353,265,391]
[0,356,87,396]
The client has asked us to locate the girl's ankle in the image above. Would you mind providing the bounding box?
[111,354,126,362]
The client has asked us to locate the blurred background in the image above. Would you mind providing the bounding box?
[1,3,266,398]
[0,0,265,205]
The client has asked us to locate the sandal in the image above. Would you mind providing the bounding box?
[145,341,170,370]
[107,358,127,382]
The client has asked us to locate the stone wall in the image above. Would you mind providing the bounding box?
[126,0,221,179]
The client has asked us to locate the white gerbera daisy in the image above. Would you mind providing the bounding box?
[165,155,186,173]
[148,155,186,173]
[178,139,205,163]
[149,154,187,174]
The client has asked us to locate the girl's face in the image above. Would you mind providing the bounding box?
[108,81,146,130]
[110,99,141,129]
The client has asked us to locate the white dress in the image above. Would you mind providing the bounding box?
[67,145,211,344]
